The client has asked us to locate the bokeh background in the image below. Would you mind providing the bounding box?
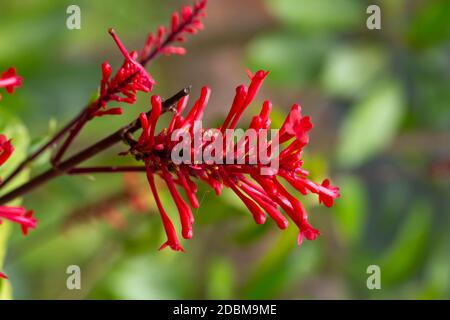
[0,0,449,299]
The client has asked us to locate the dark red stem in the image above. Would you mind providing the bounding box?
[0,108,87,188]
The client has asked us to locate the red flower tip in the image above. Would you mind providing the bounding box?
[0,135,14,167]
[280,104,313,144]
[0,206,37,235]
[298,224,320,245]
[318,179,340,208]
[140,0,208,62]
[159,241,185,253]
[21,211,36,235]
[0,67,22,99]
[93,107,123,117]
[0,272,8,280]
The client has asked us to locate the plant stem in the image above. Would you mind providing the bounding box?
[0,87,190,205]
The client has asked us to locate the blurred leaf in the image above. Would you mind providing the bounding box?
[266,0,364,32]
[321,45,388,98]
[206,257,234,299]
[334,175,367,246]
[241,226,319,298]
[407,0,450,49]
[246,33,330,87]
[379,201,431,286]
[0,223,12,300]
[337,81,406,168]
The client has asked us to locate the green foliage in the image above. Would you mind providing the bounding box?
[266,0,364,32]
[334,175,367,247]
[379,201,432,287]
[337,82,406,168]
[321,45,388,99]
[407,0,450,49]
[246,33,329,87]
[206,257,234,299]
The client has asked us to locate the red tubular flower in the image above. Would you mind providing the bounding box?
[0,135,37,238]
[0,207,37,236]
[128,70,339,251]
[90,29,156,119]
[145,166,184,252]
[0,135,37,237]
[0,135,14,167]
[140,0,208,63]
[0,67,22,100]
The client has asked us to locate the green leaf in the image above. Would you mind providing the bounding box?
[321,45,388,99]
[0,223,12,300]
[337,81,406,168]
[379,201,432,286]
[206,257,234,299]
[407,0,450,49]
[241,225,319,298]
[246,33,329,87]
[334,175,367,246]
[266,0,364,32]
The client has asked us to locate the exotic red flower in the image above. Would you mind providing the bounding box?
[0,67,22,100]
[128,70,340,251]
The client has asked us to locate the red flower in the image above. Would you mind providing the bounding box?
[0,135,37,236]
[129,70,340,251]
[0,135,14,167]
[88,0,208,120]
[89,29,156,119]
[0,206,36,236]
[0,205,37,279]
[140,0,208,64]
[0,67,22,100]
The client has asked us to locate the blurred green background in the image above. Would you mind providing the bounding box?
[0,0,449,299]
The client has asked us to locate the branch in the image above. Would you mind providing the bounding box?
[0,108,87,188]
[0,87,190,205]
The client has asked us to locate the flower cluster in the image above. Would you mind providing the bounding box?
[89,0,207,120]
[0,67,22,100]
[90,29,156,119]
[129,70,340,251]
[0,0,339,281]
[140,0,208,63]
